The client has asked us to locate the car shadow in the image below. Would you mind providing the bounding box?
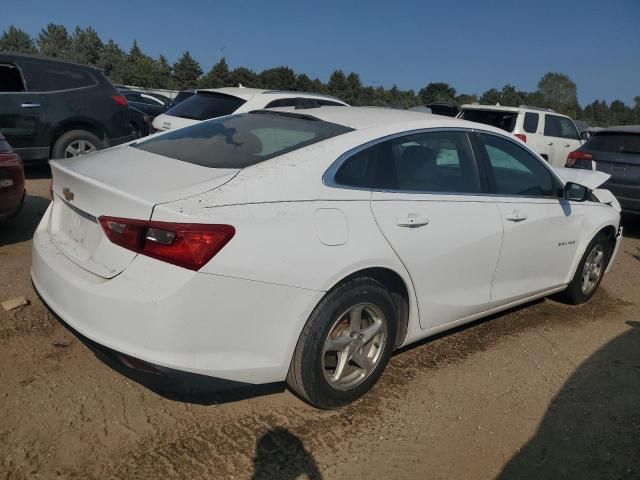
[621,213,640,240]
[24,163,52,180]
[0,194,50,246]
[251,428,322,480]
[498,321,640,479]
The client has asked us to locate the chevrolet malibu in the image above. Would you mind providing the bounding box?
[32,107,622,408]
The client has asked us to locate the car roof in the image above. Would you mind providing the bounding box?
[460,104,556,114]
[597,125,640,134]
[264,106,496,132]
[195,87,347,104]
[0,51,102,71]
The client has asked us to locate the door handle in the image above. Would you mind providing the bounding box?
[504,211,528,222]
[397,215,429,227]
[21,103,41,108]
[547,142,554,146]
[564,144,571,148]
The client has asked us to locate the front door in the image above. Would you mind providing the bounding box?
[0,62,46,160]
[474,132,583,305]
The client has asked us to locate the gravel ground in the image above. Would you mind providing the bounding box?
[1,173,639,479]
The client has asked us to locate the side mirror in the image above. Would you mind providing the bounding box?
[580,131,591,141]
[564,182,590,202]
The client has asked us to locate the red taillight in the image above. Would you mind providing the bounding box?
[111,94,128,107]
[566,150,592,167]
[98,216,235,271]
[514,133,527,143]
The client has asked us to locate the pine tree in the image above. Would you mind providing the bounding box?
[0,26,36,53]
[37,23,72,59]
[172,51,203,90]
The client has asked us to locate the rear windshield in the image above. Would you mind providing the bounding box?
[134,111,353,168]
[459,109,517,132]
[586,132,640,154]
[166,92,246,120]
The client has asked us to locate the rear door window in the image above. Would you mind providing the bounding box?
[335,131,480,193]
[167,92,246,120]
[33,65,97,91]
[134,111,353,168]
[0,63,26,92]
[523,112,539,133]
[459,109,517,132]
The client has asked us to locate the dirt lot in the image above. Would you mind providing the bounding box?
[1,174,639,479]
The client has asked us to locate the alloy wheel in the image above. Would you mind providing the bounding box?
[64,139,97,158]
[581,244,605,295]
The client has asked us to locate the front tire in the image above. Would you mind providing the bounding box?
[557,233,610,305]
[287,277,397,409]
[51,130,104,159]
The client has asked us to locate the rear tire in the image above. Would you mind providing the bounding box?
[287,277,397,409]
[556,233,610,305]
[51,130,104,159]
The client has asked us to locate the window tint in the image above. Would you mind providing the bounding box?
[134,111,352,168]
[335,131,479,193]
[586,132,640,154]
[459,109,517,132]
[523,112,539,133]
[167,92,246,120]
[34,65,96,91]
[264,98,297,108]
[0,64,26,92]
[544,114,579,140]
[264,98,344,109]
[480,133,560,197]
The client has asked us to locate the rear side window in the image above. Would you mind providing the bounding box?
[34,65,97,91]
[335,131,480,193]
[0,64,26,92]
[459,109,517,132]
[134,111,353,168]
[167,92,246,120]
[523,112,539,133]
[544,115,579,140]
[586,133,640,154]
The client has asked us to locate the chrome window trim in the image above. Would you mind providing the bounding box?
[323,127,565,198]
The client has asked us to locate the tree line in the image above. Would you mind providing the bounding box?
[1,24,639,127]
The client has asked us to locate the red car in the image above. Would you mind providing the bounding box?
[0,133,25,222]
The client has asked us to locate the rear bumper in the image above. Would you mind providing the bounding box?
[31,207,322,384]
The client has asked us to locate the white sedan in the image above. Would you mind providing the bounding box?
[32,107,622,408]
[152,87,348,132]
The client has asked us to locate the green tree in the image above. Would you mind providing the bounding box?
[259,66,297,90]
[199,58,229,88]
[228,67,259,87]
[480,88,501,105]
[536,72,579,117]
[37,23,72,59]
[171,51,202,89]
[98,39,126,83]
[328,70,349,100]
[71,26,103,65]
[498,84,525,106]
[455,93,477,106]
[0,26,36,53]
[154,55,172,88]
[418,82,456,104]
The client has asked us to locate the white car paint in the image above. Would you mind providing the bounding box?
[152,87,348,132]
[32,107,621,386]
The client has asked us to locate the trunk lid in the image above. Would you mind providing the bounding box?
[49,145,239,278]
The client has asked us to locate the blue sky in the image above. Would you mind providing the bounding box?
[1,0,639,105]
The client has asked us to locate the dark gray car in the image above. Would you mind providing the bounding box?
[567,125,640,214]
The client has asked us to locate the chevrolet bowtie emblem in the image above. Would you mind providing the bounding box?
[63,187,74,201]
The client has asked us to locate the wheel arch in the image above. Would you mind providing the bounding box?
[325,266,414,348]
[567,222,619,283]
[50,119,106,151]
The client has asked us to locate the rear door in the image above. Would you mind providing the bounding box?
[362,130,503,329]
[543,114,582,167]
[0,62,47,160]
[473,132,583,305]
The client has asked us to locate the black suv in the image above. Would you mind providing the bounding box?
[0,53,134,162]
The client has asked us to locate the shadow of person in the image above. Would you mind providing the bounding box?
[498,321,640,479]
[251,428,322,480]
